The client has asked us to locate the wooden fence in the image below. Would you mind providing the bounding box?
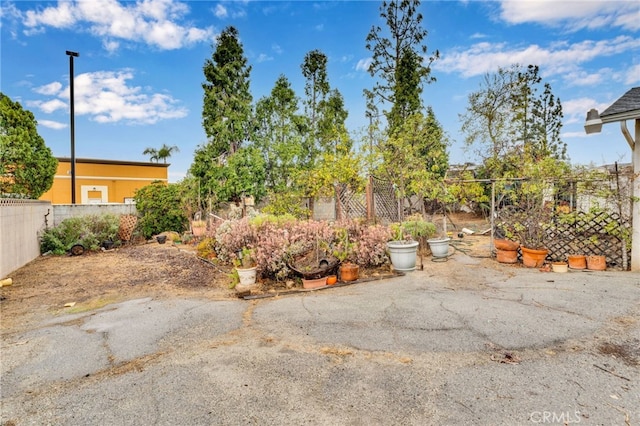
[335,176,399,224]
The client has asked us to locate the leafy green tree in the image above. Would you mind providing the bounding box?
[0,92,57,198]
[253,75,306,195]
[301,50,330,165]
[387,46,424,132]
[134,181,188,239]
[460,64,566,179]
[300,51,354,216]
[460,67,518,178]
[530,79,565,160]
[511,65,565,160]
[300,130,366,204]
[365,0,438,134]
[222,146,266,203]
[298,89,364,210]
[375,110,449,212]
[316,89,350,153]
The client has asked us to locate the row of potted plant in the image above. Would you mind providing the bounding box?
[494,238,607,271]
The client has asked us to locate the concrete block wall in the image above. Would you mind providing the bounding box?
[313,197,336,221]
[52,203,137,227]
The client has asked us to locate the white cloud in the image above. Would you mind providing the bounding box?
[31,70,188,125]
[470,32,487,40]
[38,120,67,130]
[102,39,120,53]
[24,1,77,30]
[435,36,640,80]
[33,82,63,96]
[315,23,324,31]
[355,57,372,72]
[271,43,283,55]
[500,0,640,31]
[562,97,611,124]
[561,131,590,139]
[624,64,640,85]
[214,4,228,18]
[20,0,215,51]
[213,1,248,19]
[563,69,612,87]
[27,98,67,114]
[256,53,273,63]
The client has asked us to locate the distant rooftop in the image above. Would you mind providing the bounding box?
[56,157,170,168]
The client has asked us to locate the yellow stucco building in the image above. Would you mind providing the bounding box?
[40,157,169,204]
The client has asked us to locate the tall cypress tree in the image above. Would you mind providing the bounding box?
[365,0,438,134]
[191,26,254,205]
[200,26,252,157]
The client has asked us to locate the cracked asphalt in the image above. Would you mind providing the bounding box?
[1,253,639,425]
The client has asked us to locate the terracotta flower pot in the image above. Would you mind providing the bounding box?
[494,239,519,251]
[567,255,586,270]
[496,248,518,264]
[192,226,206,237]
[521,246,548,268]
[302,277,326,289]
[339,263,359,282]
[326,275,337,285]
[586,255,606,271]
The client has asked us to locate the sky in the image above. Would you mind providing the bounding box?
[1,0,639,183]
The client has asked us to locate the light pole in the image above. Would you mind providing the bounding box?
[66,50,79,204]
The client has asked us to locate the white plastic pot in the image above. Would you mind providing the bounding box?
[236,266,257,286]
[386,240,419,272]
[427,237,451,258]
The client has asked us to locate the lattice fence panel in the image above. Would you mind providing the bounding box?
[336,184,366,220]
[497,209,630,270]
[371,176,399,223]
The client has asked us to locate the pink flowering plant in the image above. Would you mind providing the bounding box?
[214,217,255,264]
[351,223,392,267]
[213,214,392,281]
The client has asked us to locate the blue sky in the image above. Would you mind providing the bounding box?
[2,0,639,182]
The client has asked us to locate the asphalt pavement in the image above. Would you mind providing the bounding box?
[1,252,639,425]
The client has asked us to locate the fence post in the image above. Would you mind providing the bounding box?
[366,176,374,223]
[334,184,343,221]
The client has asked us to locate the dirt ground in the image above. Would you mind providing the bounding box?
[0,213,494,334]
[0,243,235,332]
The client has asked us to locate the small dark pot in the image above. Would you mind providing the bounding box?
[156,235,167,244]
[101,240,114,250]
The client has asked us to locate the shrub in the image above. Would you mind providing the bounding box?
[214,217,255,262]
[40,214,121,254]
[196,237,216,259]
[213,215,394,280]
[351,223,391,267]
[134,181,188,239]
[390,214,437,241]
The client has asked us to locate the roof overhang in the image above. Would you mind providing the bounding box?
[584,108,640,134]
